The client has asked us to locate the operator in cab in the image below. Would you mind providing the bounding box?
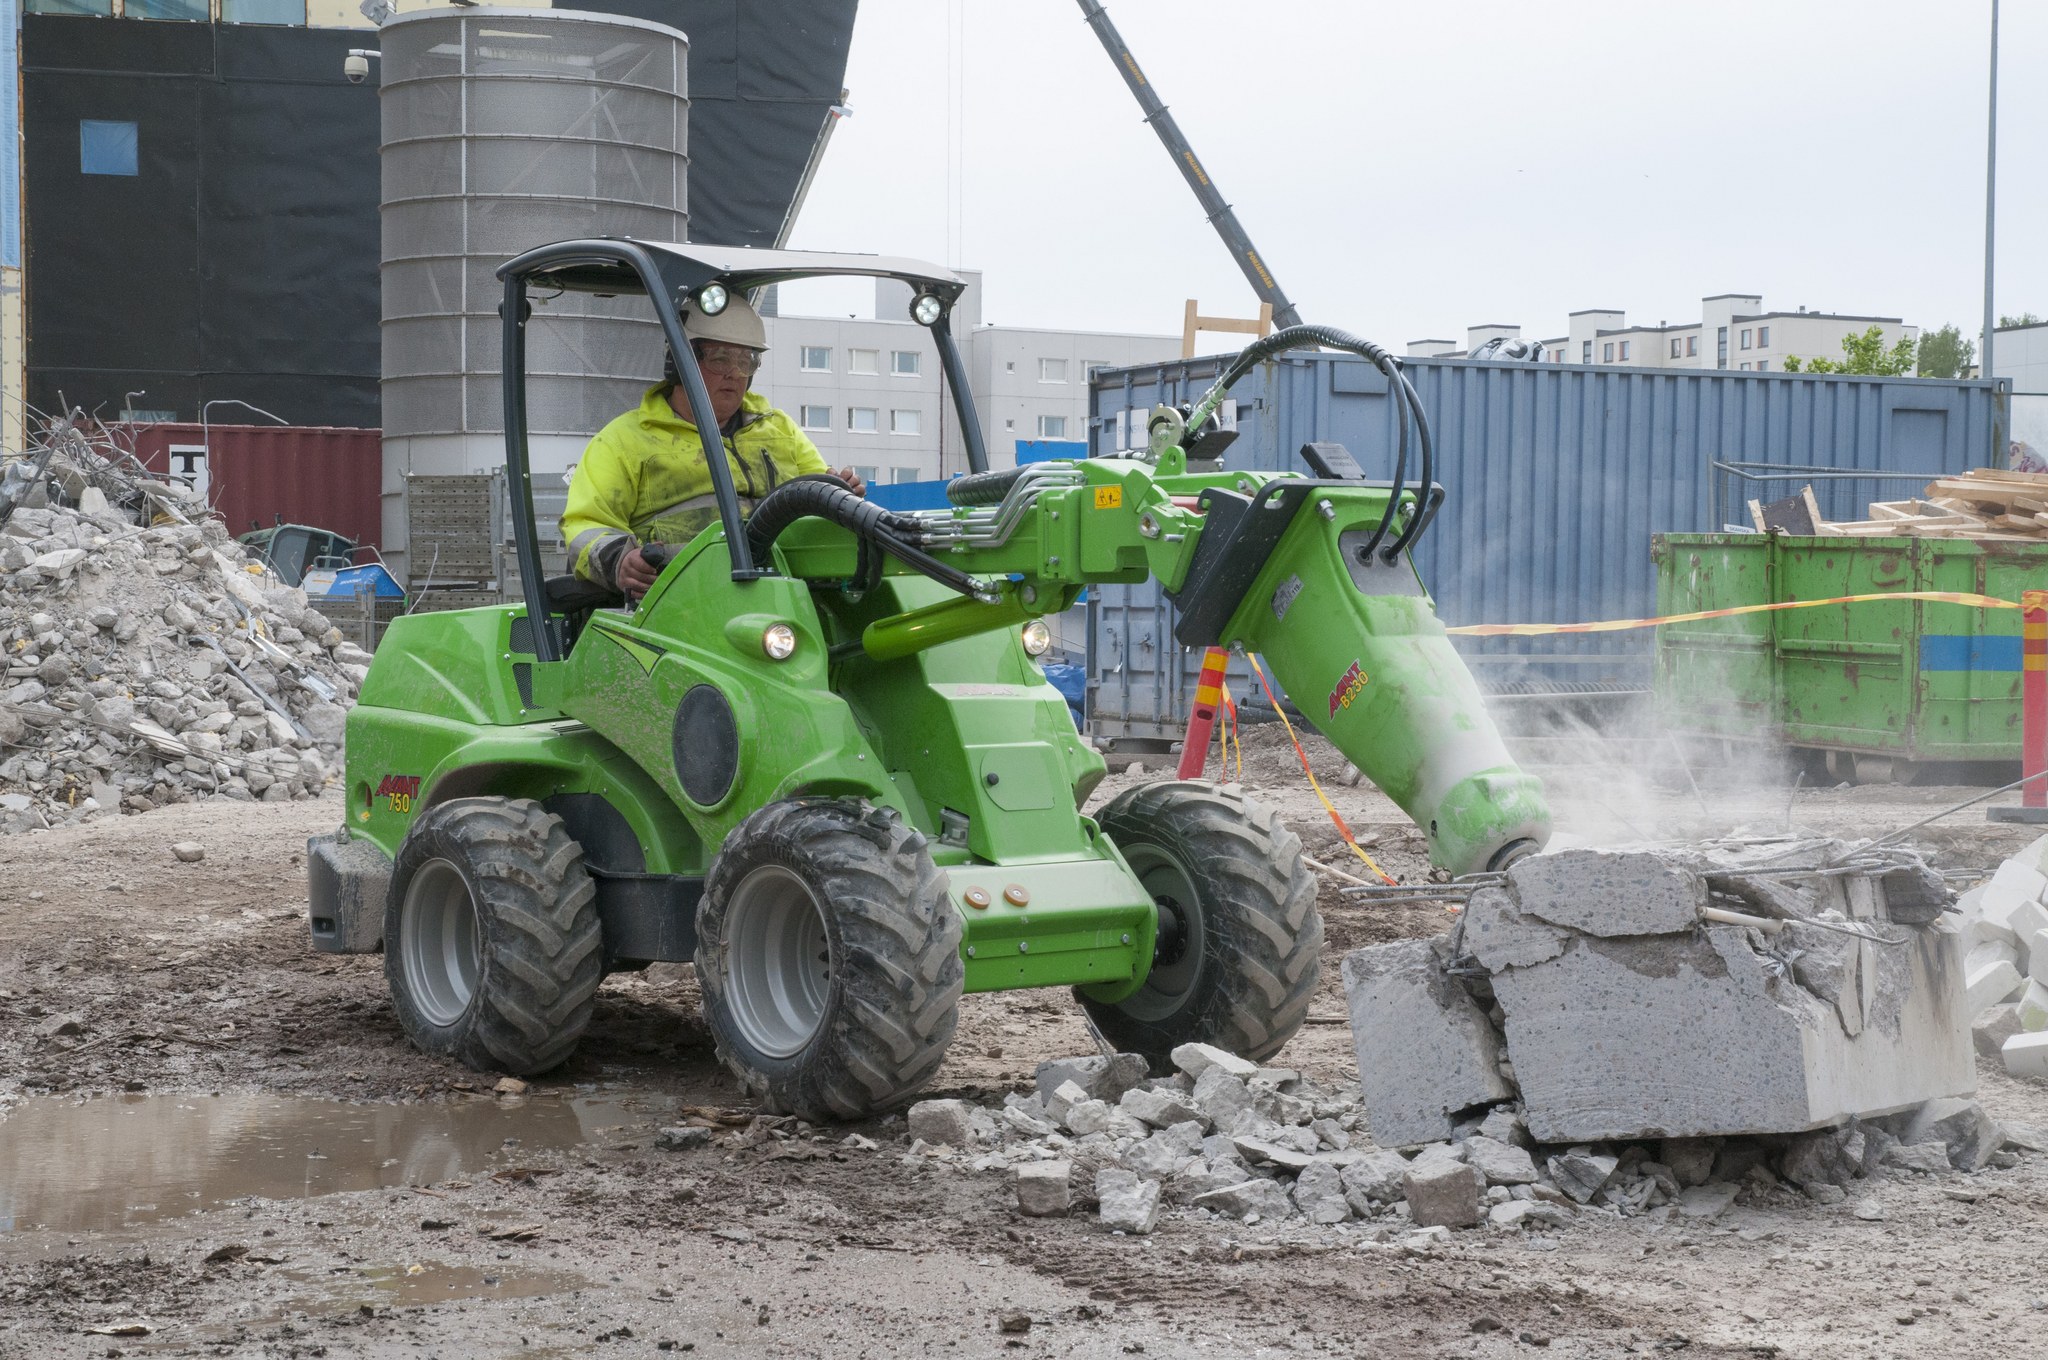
[561,293,867,597]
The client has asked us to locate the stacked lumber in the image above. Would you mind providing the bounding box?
[1785,469,2048,541]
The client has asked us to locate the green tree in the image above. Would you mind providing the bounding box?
[2001,312,2043,328]
[1782,325,1917,375]
[1915,323,1974,379]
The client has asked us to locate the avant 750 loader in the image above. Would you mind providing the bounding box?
[305,241,1550,1120]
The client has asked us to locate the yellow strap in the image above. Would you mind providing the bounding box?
[1445,590,2020,638]
[1246,655,1397,887]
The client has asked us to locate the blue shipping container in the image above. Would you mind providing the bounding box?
[1085,354,2007,741]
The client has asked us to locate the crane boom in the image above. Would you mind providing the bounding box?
[1075,0,1303,329]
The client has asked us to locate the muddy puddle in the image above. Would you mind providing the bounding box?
[0,1089,670,1234]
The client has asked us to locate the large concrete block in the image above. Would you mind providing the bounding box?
[2019,980,2048,1031]
[1342,938,1512,1148]
[2003,1031,2048,1082]
[1965,958,2025,1018]
[1491,909,1973,1144]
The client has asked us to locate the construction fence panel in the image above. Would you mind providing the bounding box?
[1085,355,2006,741]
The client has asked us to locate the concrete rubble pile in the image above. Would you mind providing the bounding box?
[1953,834,2048,1081]
[0,439,366,832]
[894,1036,2039,1244]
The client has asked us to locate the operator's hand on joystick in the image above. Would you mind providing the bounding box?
[835,466,868,497]
[617,545,662,598]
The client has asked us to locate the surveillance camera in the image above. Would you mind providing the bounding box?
[344,52,370,84]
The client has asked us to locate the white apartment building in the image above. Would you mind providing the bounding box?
[761,272,1182,484]
[1409,294,1918,374]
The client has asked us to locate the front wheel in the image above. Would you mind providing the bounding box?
[384,797,604,1076]
[1082,780,1320,1072]
[697,799,963,1121]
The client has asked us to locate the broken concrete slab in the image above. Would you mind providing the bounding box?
[1659,1138,1721,1187]
[1119,1086,1203,1130]
[1966,958,2025,1017]
[1036,1053,1148,1106]
[1339,1150,1412,1212]
[1191,1177,1293,1222]
[1503,849,1706,937]
[1460,886,1568,971]
[1899,1098,2005,1172]
[1290,1159,1352,1225]
[1674,1182,1741,1220]
[1463,1135,1540,1186]
[1342,937,1513,1148]
[1974,1003,2025,1059]
[1094,1169,1161,1234]
[1170,1043,1257,1082]
[1547,1149,1617,1205]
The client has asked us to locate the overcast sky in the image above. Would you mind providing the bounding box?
[785,0,2045,350]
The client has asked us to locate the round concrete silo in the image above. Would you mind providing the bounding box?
[377,6,688,582]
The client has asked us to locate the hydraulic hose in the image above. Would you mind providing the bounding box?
[745,475,996,604]
[1188,323,1436,563]
[946,465,1029,506]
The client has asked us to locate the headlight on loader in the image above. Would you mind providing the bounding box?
[762,622,797,660]
[1020,620,1052,657]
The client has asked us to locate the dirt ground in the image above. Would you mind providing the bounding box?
[4,728,2048,1359]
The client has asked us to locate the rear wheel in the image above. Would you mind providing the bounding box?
[384,797,603,1076]
[697,799,962,1120]
[1082,780,1320,1072]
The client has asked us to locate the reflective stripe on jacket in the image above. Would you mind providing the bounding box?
[561,384,829,585]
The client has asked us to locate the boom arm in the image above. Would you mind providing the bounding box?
[772,447,1550,876]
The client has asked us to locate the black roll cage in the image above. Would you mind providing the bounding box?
[495,238,987,661]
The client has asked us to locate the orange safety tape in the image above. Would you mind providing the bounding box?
[1443,590,2020,638]
[1246,654,1398,887]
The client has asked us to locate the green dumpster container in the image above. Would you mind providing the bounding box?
[1652,533,2046,777]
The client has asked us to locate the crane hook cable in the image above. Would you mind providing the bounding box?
[1245,653,1399,887]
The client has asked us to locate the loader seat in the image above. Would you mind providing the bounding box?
[544,574,622,647]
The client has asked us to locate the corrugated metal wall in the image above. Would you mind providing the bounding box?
[1086,355,2007,740]
[130,423,384,552]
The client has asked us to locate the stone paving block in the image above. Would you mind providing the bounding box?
[1342,938,1512,1148]
[907,1099,976,1148]
[2019,980,2048,1031]
[2001,1031,2048,1081]
[1402,1159,1483,1229]
[1014,1161,1072,1216]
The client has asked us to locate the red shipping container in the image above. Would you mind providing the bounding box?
[124,423,383,551]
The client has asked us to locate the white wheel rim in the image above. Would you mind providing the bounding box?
[722,864,831,1058]
[401,858,481,1028]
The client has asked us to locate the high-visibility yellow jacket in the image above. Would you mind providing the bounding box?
[561,384,829,587]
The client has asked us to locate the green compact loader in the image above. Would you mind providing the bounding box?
[306,241,1551,1120]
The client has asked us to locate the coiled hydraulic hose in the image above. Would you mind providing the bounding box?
[745,475,997,603]
[1186,323,1437,563]
[945,465,1029,507]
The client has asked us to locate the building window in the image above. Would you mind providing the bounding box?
[1602,342,1614,363]
[79,121,138,177]
[1670,338,1682,359]
[890,409,921,436]
[1084,362,1110,382]
[1756,360,1768,372]
[1686,335,1698,357]
[890,350,921,377]
[1037,415,1068,439]
[1619,341,1631,361]
[221,0,306,20]
[1005,361,1016,373]
[1581,341,1592,364]
[1740,329,1752,350]
[893,467,922,484]
[848,407,878,433]
[852,465,880,485]
[1039,358,1067,383]
[127,0,208,17]
[29,0,115,13]
[848,349,879,376]
[798,404,831,431]
[800,345,831,372]
[1716,327,1728,368]
[1758,325,1771,347]
[1740,362,1751,371]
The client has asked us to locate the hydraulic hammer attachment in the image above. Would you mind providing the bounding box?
[1200,480,1551,875]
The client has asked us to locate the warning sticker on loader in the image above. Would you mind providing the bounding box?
[1093,486,1123,509]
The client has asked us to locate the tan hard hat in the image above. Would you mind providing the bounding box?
[684,293,768,352]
